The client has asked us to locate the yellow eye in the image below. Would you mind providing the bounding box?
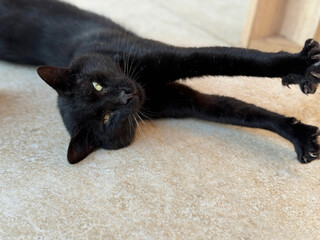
[92,82,102,91]
[104,114,110,124]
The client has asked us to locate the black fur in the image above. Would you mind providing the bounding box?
[0,0,319,163]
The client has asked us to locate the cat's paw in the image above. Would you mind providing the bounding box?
[290,119,320,163]
[282,39,320,94]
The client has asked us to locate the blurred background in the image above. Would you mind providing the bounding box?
[68,0,250,47]
[68,0,320,52]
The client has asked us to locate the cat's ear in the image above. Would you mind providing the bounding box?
[37,66,74,94]
[67,127,98,164]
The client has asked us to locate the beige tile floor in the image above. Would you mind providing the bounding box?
[1,0,320,239]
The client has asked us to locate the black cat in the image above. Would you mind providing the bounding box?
[0,0,319,164]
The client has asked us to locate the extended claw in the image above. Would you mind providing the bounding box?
[283,82,291,89]
[303,156,308,163]
[312,129,320,137]
[310,71,320,79]
[292,118,300,124]
[309,152,318,158]
[308,39,316,47]
[311,54,320,60]
[304,86,310,95]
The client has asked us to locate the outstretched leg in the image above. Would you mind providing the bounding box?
[120,38,320,94]
[143,83,320,163]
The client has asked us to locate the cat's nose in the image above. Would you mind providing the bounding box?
[119,90,133,104]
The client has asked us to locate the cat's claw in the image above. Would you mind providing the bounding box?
[311,54,320,60]
[282,39,320,94]
[310,71,320,79]
[312,129,320,137]
[308,39,316,47]
[309,152,318,158]
[304,38,320,52]
[292,122,320,163]
[282,82,290,89]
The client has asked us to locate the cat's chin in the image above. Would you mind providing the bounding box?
[104,93,141,129]
[100,111,138,151]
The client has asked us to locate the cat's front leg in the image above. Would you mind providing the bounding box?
[282,39,320,94]
[144,83,320,163]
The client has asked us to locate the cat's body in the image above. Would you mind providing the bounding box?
[1,0,320,163]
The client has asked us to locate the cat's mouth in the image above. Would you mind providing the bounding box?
[102,94,141,127]
[102,111,116,126]
[103,113,110,124]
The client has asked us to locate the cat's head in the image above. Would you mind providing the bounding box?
[37,54,145,164]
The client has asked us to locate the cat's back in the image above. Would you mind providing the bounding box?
[0,0,123,31]
[0,0,129,65]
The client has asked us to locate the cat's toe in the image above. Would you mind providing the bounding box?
[301,39,320,56]
[303,65,320,94]
[311,54,320,61]
[295,127,320,163]
[299,79,317,95]
[282,74,301,88]
[307,39,317,48]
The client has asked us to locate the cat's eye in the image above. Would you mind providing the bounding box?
[92,81,102,91]
[104,114,110,124]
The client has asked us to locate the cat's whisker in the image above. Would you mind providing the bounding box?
[136,113,147,125]
[131,58,143,82]
[140,107,157,117]
[124,52,129,77]
[139,109,160,130]
[135,114,147,137]
[125,43,135,78]
[125,54,130,77]
[117,41,143,82]
[136,114,161,155]
[133,114,156,154]
[130,57,143,82]
[133,114,145,140]
[123,37,132,77]
[127,45,136,79]
[121,42,131,78]
[138,110,152,122]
